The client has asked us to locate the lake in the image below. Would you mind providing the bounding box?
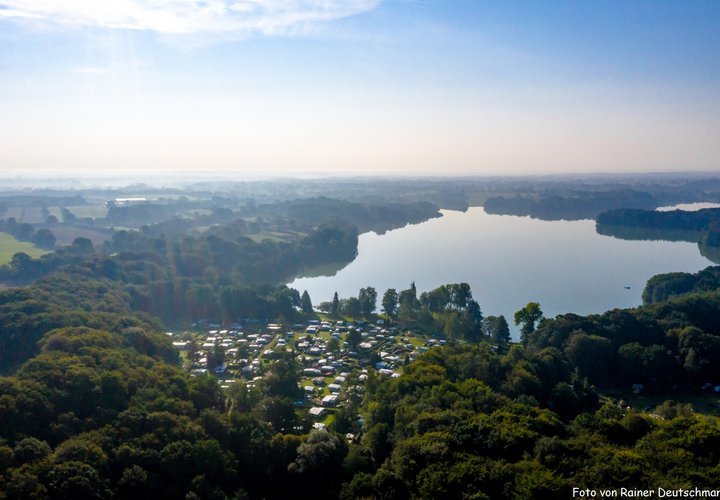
[656,202,720,212]
[289,207,713,337]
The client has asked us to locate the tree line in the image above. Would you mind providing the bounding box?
[316,282,492,344]
[484,190,658,221]
[0,218,56,250]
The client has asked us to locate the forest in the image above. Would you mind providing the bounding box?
[1,176,720,499]
[1,266,720,498]
[480,175,720,221]
[642,267,720,305]
[596,207,720,235]
[0,241,720,497]
[483,190,657,220]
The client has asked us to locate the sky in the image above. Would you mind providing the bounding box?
[0,0,719,177]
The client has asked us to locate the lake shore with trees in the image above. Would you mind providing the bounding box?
[0,175,719,498]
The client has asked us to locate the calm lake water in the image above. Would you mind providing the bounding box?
[289,207,713,337]
[656,202,720,211]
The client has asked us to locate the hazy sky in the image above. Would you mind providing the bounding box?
[1,1,719,176]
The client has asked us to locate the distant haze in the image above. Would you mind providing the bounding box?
[1,1,719,176]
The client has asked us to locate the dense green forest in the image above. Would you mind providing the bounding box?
[248,197,441,235]
[597,207,720,237]
[643,267,720,305]
[344,342,720,499]
[483,190,658,220]
[1,247,720,497]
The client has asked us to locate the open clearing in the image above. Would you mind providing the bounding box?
[0,233,48,265]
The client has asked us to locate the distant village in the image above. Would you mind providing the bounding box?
[167,318,444,429]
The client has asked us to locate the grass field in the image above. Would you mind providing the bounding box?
[249,233,288,243]
[0,233,49,265]
[65,205,109,219]
[48,207,63,219]
[2,206,46,223]
[249,230,307,244]
[3,207,24,220]
[46,205,108,221]
[50,226,111,246]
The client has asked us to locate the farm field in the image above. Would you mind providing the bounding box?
[47,205,108,220]
[50,226,111,246]
[2,206,46,223]
[0,233,48,265]
[65,205,108,219]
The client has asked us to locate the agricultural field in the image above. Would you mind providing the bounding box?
[2,206,46,223]
[249,230,308,243]
[64,205,108,219]
[48,205,108,221]
[49,226,111,246]
[0,233,48,265]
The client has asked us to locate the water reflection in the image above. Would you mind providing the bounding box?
[596,202,720,265]
[656,202,720,212]
[290,208,713,336]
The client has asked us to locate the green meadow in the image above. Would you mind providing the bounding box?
[0,233,48,265]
